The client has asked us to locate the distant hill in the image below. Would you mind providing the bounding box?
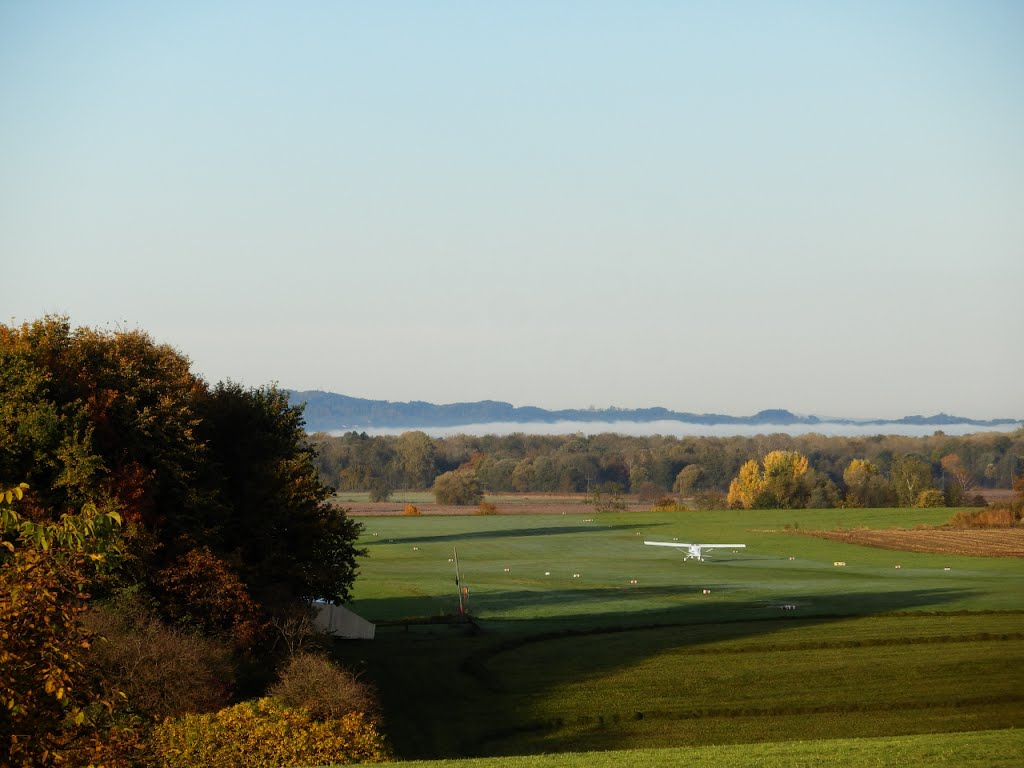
[286,390,1021,433]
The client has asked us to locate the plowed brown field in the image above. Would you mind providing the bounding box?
[794,528,1024,558]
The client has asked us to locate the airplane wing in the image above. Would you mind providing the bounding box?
[644,541,693,547]
[698,544,746,549]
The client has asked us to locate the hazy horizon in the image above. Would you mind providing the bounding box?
[293,389,1023,423]
[326,418,1023,440]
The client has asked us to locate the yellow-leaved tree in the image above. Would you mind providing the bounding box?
[726,459,763,509]
[727,451,810,509]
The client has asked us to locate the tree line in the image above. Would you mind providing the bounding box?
[310,427,1024,508]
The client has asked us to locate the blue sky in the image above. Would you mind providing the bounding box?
[2,1,1022,420]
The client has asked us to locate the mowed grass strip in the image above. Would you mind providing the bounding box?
[349,509,1024,624]
[469,614,1024,755]
[338,729,1024,768]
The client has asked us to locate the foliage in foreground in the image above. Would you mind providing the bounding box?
[0,317,379,764]
[83,588,234,721]
[0,488,126,767]
[149,697,389,767]
[0,316,364,613]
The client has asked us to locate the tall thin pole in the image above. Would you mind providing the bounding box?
[454,545,464,617]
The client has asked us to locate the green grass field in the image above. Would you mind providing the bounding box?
[339,729,1024,768]
[330,509,1024,763]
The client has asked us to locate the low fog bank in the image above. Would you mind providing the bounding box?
[327,420,1023,439]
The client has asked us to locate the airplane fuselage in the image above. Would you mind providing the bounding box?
[643,541,746,562]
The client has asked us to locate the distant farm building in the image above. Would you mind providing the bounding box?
[313,602,375,639]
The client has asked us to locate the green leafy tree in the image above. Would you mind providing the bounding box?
[891,455,933,507]
[673,464,703,497]
[432,469,483,505]
[194,381,365,605]
[475,456,518,492]
[940,453,975,506]
[803,469,839,508]
[367,478,392,503]
[395,431,437,489]
[510,458,536,492]
[842,459,895,507]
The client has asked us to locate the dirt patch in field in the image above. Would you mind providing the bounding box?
[788,528,1024,558]
[339,496,650,517]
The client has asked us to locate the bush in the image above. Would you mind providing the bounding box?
[402,503,421,516]
[269,652,377,719]
[652,497,687,512]
[635,482,663,502]
[367,479,391,503]
[947,506,1019,528]
[149,697,389,767]
[914,489,947,508]
[477,501,498,515]
[432,470,483,505]
[691,490,728,511]
[152,547,266,650]
[589,483,626,513]
[83,589,233,721]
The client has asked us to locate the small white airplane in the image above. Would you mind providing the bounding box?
[644,540,746,562]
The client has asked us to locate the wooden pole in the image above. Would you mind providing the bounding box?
[454,545,464,617]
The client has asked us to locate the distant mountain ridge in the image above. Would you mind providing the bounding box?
[286,390,1021,433]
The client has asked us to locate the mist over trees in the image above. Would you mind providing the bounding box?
[311,428,1024,508]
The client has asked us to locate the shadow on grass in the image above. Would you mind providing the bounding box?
[332,586,978,760]
[377,522,660,545]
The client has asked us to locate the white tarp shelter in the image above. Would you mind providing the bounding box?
[312,602,375,639]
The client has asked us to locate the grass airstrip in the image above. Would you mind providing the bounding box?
[326,506,1024,766]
